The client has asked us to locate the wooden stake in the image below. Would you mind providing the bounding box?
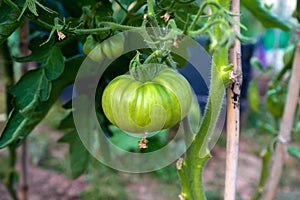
[225,0,242,199]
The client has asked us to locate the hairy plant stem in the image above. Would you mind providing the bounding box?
[144,49,165,64]
[177,1,229,199]
[187,0,226,33]
[70,22,138,34]
[0,40,18,200]
[147,0,154,17]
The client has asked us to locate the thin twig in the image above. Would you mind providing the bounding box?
[0,41,15,115]
[262,26,300,200]
[0,40,17,200]
[18,20,30,200]
[224,0,242,199]
[4,146,18,200]
[19,140,28,200]
[251,148,271,200]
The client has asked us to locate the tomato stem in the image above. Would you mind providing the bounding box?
[147,0,155,17]
[177,1,230,199]
[144,49,167,64]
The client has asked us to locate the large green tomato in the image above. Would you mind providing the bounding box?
[102,68,193,133]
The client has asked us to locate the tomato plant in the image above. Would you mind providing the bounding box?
[0,0,297,200]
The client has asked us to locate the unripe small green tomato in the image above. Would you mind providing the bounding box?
[83,35,105,62]
[102,34,125,59]
[83,35,97,55]
[83,34,125,62]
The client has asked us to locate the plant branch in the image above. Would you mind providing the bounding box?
[224,0,242,199]
[28,14,137,35]
[262,26,300,200]
[18,20,30,200]
[4,146,18,200]
[144,49,166,64]
[19,140,29,200]
[0,41,15,114]
[70,22,137,34]
[147,0,154,17]
[188,19,229,36]
[187,0,223,32]
[177,1,229,198]
[26,15,54,29]
[0,40,17,200]
[251,148,271,200]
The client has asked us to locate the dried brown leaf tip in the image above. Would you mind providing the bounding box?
[138,136,149,149]
[176,157,183,170]
[160,12,171,22]
[56,30,66,41]
[173,35,184,48]
[178,194,185,200]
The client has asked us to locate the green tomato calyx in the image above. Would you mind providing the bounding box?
[129,53,167,82]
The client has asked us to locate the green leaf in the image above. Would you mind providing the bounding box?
[0,107,49,148]
[283,43,295,67]
[58,129,90,179]
[109,125,169,153]
[0,4,22,45]
[15,42,65,81]
[241,0,291,31]
[92,0,113,22]
[288,145,300,161]
[109,125,140,151]
[248,79,260,112]
[9,68,48,115]
[292,0,300,22]
[27,0,39,16]
[41,46,65,81]
[250,57,264,72]
[259,122,276,134]
[0,55,84,148]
